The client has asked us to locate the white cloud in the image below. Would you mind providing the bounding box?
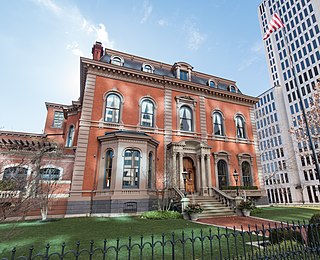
[66,42,83,57]
[158,19,168,27]
[186,23,206,51]
[238,56,258,71]
[31,0,114,55]
[251,41,264,54]
[32,0,61,15]
[140,0,153,24]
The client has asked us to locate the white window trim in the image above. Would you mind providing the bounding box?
[110,55,124,66]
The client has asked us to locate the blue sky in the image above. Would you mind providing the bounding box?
[0,0,269,133]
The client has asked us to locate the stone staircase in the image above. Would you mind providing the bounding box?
[187,195,235,218]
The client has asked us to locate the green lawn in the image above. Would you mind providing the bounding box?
[252,206,320,222]
[0,217,251,259]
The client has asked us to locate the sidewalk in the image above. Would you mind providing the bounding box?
[196,215,285,231]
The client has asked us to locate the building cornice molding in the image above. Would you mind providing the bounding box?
[80,58,259,107]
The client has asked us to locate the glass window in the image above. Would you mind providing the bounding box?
[180,70,188,81]
[123,149,140,188]
[39,168,60,181]
[242,161,252,187]
[141,99,154,127]
[217,160,228,189]
[213,112,224,136]
[142,64,153,73]
[105,94,121,123]
[179,106,193,132]
[111,56,123,66]
[236,116,246,139]
[53,111,64,128]
[3,167,28,191]
[148,152,153,189]
[66,125,75,147]
[209,80,215,87]
[104,150,113,189]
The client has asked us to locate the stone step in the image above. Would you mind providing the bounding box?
[185,195,235,218]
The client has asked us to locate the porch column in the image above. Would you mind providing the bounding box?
[172,152,177,186]
[206,155,213,195]
[200,155,208,196]
[179,152,184,190]
[196,156,201,193]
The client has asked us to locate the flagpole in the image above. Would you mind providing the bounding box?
[279,16,320,183]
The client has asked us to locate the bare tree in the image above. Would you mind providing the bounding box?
[0,137,64,222]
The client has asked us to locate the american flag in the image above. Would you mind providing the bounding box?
[263,13,284,40]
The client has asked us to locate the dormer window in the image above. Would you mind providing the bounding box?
[208,80,216,87]
[142,63,154,73]
[173,62,193,82]
[111,56,124,66]
[180,70,188,81]
[229,85,237,93]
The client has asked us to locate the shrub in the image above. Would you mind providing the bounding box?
[237,200,254,210]
[269,228,303,244]
[308,213,320,246]
[185,203,203,214]
[0,180,16,191]
[250,207,263,215]
[140,210,182,220]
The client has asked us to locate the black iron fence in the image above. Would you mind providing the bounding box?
[1,222,320,259]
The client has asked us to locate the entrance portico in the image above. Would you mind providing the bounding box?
[167,140,212,196]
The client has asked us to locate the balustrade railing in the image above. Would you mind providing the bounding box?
[212,187,236,210]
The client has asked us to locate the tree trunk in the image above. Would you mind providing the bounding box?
[41,207,48,221]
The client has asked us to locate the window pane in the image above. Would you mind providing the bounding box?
[123,149,140,188]
[53,111,64,128]
[141,100,154,127]
[105,94,120,123]
[180,106,192,131]
[104,150,113,188]
[40,168,60,181]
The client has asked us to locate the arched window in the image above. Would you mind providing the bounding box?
[39,168,60,181]
[229,85,237,93]
[242,161,252,187]
[148,152,153,189]
[123,149,140,188]
[104,150,113,189]
[235,115,246,139]
[142,64,153,73]
[3,167,28,190]
[208,80,216,87]
[105,94,121,123]
[213,112,224,136]
[141,99,155,127]
[179,106,193,132]
[66,125,75,147]
[217,160,228,188]
[111,56,123,66]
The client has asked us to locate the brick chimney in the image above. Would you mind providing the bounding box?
[92,41,104,61]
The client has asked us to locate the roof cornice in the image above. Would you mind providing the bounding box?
[80,58,259,106]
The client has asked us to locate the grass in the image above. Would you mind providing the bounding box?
[251,206,320,222]
[0,217,252,259]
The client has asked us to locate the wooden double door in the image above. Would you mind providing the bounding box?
[183,157,196,194]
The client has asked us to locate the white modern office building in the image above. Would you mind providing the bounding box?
[257,0,320,204]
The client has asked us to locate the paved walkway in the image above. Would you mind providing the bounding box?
[196,216,284,231]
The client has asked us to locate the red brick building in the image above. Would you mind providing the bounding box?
[0,42,264,218]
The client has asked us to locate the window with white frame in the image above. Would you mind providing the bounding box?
[208,80,216,87]
[39,168,60,181]
[104,150,113,189]
[105,94,121,123]
[123,149,140,188]
[140,99,155,127]
[142,63,154,73]
[235,115,246,139]
[52,111,64,128]
[241,161,252,187]
[179,105,193,132]
[213,111,224,136]
[111,56,123,66]
[66,125,75,147]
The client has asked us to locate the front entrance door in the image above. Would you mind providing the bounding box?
[183,157,196,194]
